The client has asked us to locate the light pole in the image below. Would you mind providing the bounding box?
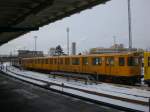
[34,36,38,51]
[128,0,132,50]
[66,27,70,55]
[113,36,117,52]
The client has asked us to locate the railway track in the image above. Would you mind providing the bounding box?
[0,66,149,112]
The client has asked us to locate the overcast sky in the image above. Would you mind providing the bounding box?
[0,0,150,55]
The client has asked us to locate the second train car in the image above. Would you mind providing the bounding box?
[144,52,150,86]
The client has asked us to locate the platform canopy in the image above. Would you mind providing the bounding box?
[0,0,109,45]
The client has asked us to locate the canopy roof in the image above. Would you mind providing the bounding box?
[0,0,109,45]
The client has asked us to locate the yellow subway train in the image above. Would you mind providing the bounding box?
[18,52,142,85]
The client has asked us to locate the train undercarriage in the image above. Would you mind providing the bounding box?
[22,66,141,85]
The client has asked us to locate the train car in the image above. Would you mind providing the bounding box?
[11,58,22,68]
[22,52,141,84]
[144,52,150,86]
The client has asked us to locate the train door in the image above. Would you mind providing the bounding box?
[105,57,114,75]
[82,57,88,73]
[144,52,150,86]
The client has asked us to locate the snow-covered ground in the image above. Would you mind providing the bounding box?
[0,63,150,112]
[51,85,148,112]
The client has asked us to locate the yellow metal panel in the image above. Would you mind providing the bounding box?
[144,52,150,80]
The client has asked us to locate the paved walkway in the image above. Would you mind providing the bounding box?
[0,72,123,112]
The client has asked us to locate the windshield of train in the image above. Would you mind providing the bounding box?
[128,57,139,66]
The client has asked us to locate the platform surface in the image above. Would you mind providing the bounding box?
[0,72,122,112]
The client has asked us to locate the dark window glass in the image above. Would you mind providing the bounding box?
[45,59,48,64]
[82,57,88,65]
[40,59,43,64]
[92,57,102,65]
[60,58,63,64]
[65,58,70,65]
[72,58,80,65]
[37,59,40,64]
[128,57,139,66]
[35,59,37,64]
[119,57,125,66]
[54,59,57,64]
[50,59,53,64]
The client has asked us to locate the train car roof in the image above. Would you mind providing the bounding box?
[22,52,140,60]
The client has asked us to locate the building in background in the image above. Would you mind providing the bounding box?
[18,50,44,58]
[71,42,76,55]
[110,44,124,49]
[48,48,56,56]
[90,44,137,54]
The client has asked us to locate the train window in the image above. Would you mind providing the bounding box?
[29,59,31,63]
[37,59,39,64]
[40,59,43,64]
[31,60,33,63]
[92,57,102,65]
[35,59,37,64]
[34,59,36,64]
[148,57,150,66]
[119,57,125,66]
[54,59,57,64]
[82,57,88,65]
[43,59,45,64]
[128,57,139,66]
[48,59,50,64]
[65,58,70,65]
[106,57,114,66]
[50,58,53,64]
[60,58,63,64]
[32,60,34,64]
[45,59,48,64]
[72,58,80,65]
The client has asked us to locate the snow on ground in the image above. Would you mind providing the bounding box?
[2,69,46,86]
[1,64,150,112]
[6,66,150,102]
[51,85,149,112]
